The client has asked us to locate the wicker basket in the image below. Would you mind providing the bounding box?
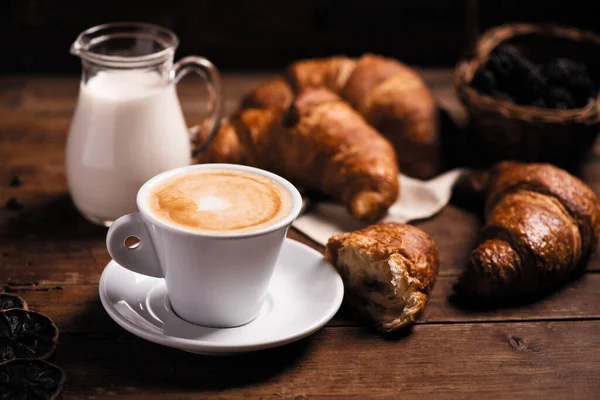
[455,23,600,171]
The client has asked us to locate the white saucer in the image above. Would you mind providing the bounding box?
[99,238,344,355]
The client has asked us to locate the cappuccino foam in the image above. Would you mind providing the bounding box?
[149,169,293,233]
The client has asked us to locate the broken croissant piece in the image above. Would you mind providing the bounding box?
[455,161,600,300]
[325,223,439,332]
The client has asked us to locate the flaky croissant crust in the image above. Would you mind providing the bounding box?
[326,222,439,332]
[197,54,443,219]
[242,54,441,179]
[198,86,400,221]
[456,161,600,299]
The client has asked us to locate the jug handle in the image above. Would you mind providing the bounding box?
[172,56,222,160]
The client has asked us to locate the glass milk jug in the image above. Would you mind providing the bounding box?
[66,22,221,226]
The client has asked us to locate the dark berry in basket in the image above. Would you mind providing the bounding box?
[505,80,537,104]
[527,67,548,96]
[487,45,535,84]
[541,58,588,87]
[546,87,577,109]
[486,51,513,81]
[540,58,597,108]
[471,69,496,95]
[532,97,548,108]
[471,46,598,110]
[569,74,598,106]
[472,45,541,104]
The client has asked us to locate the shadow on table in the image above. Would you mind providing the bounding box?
[447,268,588,312]
[57,294,316,392]
[334,301,415,341]
[0,193,106,240]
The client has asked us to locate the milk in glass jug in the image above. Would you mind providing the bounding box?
[66,22,221,226]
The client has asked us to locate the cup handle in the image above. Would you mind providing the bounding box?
[172,56,222,159]
[106,213,163,278]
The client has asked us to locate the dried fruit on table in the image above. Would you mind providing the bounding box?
[0,359,65,400]
[0,294,28,311]
[0,309,59,362]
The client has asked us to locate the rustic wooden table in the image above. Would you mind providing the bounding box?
[1,71,600,399]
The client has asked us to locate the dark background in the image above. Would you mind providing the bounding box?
[2,0,600,74]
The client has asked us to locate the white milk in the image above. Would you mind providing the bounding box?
[66,70,191,224]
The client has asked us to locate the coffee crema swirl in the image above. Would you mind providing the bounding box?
[149,170,292,233]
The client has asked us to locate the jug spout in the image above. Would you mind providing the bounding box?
[70,25,93,58]
[70,40,83,57]
[70,27,91,59]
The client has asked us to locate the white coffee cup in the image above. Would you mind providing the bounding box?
[106,163,303,328]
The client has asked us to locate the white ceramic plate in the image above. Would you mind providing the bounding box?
[99,238,344,355]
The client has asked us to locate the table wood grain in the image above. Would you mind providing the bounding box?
[1,72,600,399]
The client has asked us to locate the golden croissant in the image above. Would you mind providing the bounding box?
[455,161,600,299]
[198,88,400,221]
[242,54,442,179]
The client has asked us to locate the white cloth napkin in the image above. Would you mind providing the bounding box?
[292,168,467,246]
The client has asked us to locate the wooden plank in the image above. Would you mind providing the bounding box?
[422,272,600,323]
[0,232,319,285]
[2,202,600,286]
[51,321,600,399]
[6,273,600,333]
